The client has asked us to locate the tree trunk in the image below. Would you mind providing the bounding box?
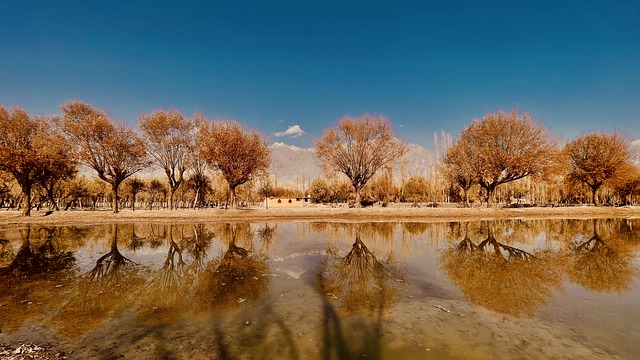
[463,188,469,208]
[169,187,175,210]
[229,184,238,209]
[47,188,60,211]
[591,186,599,206]
[22,186,32,217]
[483,183,496,208]
[193,188,200,209]
[354,184,362,208]
[112,183,120,214]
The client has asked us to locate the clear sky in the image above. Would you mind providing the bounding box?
[1,0,638,149]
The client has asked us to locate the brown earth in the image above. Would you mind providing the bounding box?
[1,204,638,225]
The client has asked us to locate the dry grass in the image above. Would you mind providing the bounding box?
[1,204,638,225]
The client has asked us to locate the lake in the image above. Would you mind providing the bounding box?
[1,219,638,359]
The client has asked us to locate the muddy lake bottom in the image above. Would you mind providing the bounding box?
[0,218,639,359]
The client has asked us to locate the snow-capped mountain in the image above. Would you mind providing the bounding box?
[269,142,435,189]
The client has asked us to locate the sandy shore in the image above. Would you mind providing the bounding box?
[1,204,639,225]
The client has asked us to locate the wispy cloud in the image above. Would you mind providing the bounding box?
[274,125,305,138]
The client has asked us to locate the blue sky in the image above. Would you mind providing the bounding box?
[1,0,638,149]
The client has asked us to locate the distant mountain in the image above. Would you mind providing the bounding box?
[269,142,435,189]
[269,142,319,189]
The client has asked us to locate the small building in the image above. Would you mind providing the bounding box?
[265,196,311,208]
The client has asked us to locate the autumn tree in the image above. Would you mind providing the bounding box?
[185,170,211,209]
[197,120,270,209]
[59,100,149,214]
[611,163,640,205]
[401,175,430,203]
[147,179,167,210]
[186,118,212,209]
[314,114,406,207]
[139,109,193,210]
[124,178,146,211]
[443,139,475,207]
[370,167,396,203]
[309,178,331,203]
[565,132,633,206]
[0,106,75,216]
[453,110,559,207]
[37,126,78,211]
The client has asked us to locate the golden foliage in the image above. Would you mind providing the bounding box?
[0,106,75,215]
[197,120,270,209]
[139,109,193,209]
[447,110,560,206]
[314,114,406,207]
[565,132,634,205]
[442,231,566,316]
[59,100,149,213]
[316,232,406,315]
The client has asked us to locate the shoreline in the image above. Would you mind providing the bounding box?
[0,205,639,225]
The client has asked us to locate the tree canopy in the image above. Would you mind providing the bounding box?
[447,110,560,206]
[565,132,633,206]
[59,100,149,214]
[197,120,270,209]
[139,109,194,210]
[314,114,406,207]
[0,106,75,216]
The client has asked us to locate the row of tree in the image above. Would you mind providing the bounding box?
[0,101,270,215]
[442,110,638,207]
[1,102,639,216]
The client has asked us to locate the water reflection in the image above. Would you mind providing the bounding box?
[0,225,77,332]
[1,226,75,276]
[313,224,406,359]
[53,225,146,339]
[568,219,640,293]
[196,223,270,312]
[442,223,565,316]
[87,224,138,282]
[316,226,406,315]
[0,219,638,359]
[0,237,13,266]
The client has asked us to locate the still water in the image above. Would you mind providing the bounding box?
[0,219,638,359]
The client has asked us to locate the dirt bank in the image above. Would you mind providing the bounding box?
[1,205,638,225]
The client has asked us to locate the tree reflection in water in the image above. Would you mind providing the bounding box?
[569,219,639,293]
[257,223,277,252]
[313,224,406,359]
[181,224,215,275]
[0,237,12,266]
[196,223,269,312]
[316,225,406,315]
[1,225,75,276]
[87,224,137,283]
[137,224,194,324]
[443,223,565,316]
[0,225,77,332]
[52,224,144,339]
